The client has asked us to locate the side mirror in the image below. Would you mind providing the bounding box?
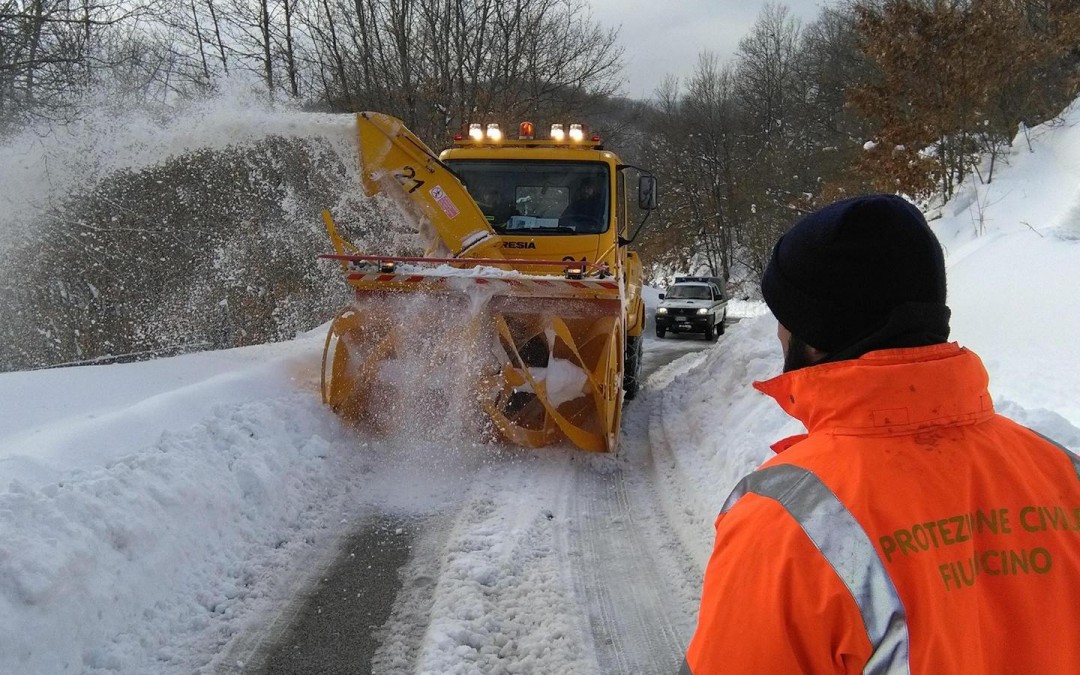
[658,293,665,300]
[638,175,658,210]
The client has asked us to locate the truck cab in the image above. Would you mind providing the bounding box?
[655,278,728,341]
[439,151,618,272]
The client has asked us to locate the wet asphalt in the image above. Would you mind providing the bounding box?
[244,517,418,674]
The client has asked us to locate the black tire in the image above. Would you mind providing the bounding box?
[705,322,716,341]
[655,326,666,339]
[716,311,726,335]
[623,334,643,400]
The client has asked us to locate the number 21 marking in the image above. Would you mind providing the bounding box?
[395,165,425,193]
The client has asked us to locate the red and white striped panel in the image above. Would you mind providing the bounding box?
[344,272,621,299]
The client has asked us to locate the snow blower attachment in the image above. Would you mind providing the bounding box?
[320,112,655,453]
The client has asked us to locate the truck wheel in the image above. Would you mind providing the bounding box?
[623,334,643,400]
[655,326,665,339]
[705,322,716,341]
[716,312,726,335]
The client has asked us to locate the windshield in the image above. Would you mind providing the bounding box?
[666,285,712,300]
[445,160,610,234]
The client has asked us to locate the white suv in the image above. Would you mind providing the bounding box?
[655,279,728,341]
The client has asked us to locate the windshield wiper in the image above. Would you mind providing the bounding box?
[499,226,579,234]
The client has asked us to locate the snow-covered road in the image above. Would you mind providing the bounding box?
[226,330,718,675]
[0,311,738,674]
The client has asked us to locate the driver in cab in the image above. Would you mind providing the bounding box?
[559,177,605,233]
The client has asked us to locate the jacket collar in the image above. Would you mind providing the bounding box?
[754,343,995,450]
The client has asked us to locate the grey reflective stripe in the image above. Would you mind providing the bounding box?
[722,464,910,675]
[1028,429,1080,480]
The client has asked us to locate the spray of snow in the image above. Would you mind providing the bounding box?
[0,87,359,256]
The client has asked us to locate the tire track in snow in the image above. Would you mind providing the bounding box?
[558,453,698,675]
[553,335,709,675]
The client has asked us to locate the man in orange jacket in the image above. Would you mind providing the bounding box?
[683,194,1080,674]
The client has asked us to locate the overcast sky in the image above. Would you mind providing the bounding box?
[589,0,828,99]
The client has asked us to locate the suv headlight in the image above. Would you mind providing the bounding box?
[697,308,709,315]
[657,307,668,315]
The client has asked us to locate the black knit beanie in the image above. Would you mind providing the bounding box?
[761,194,949,355]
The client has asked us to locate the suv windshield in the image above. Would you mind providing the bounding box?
[666,285,712,300]
[445,160,610,234]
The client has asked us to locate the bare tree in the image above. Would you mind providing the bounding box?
[796,5,877,200]
[0,0,162,128]
[732,4,810,279]
[294,0,621,143]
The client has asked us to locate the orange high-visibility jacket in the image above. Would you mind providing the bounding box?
[684,343,1080,674]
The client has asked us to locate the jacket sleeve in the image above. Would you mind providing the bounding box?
[684,493,873,674]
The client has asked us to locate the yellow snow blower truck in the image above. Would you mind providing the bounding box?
[320,113,656,453]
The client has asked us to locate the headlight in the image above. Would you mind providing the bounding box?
[657,307,667,315]
[697,308,709,315]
